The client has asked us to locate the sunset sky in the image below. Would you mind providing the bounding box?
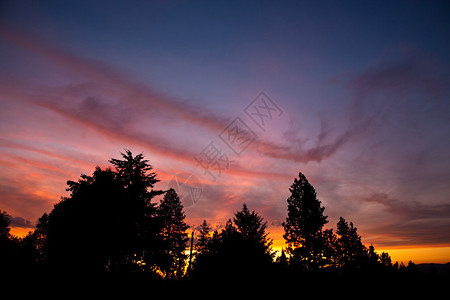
[1,0,450,264]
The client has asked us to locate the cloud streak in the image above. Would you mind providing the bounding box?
[328,55,450,247]
[0,24,357,179]
[365,193,450,221]
[1,22,449,253]
[0,24,230,132]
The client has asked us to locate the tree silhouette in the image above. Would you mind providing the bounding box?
[108,150,164,272]
[379,251,393,270]
[1,158,428,281]
[335,217,367,270]
[34,213,49,263]
[0,211,31,272]
[322,228,338,268]
[277,249,288,266]
[196,220,211,255]
[282,172,328,270]
[46,167,125,271]
[44,150,163,273]
[157,188,189,279]
[233,203,274,262]
[109,150,161,199]
[0,210,10,237]
[193,204,273,279]
[0,211,15,270]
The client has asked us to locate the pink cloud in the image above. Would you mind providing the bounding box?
[0,24,230,133]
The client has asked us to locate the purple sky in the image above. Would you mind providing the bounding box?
[1,0,450,261]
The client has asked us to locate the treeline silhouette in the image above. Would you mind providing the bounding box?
[0,150,446,284]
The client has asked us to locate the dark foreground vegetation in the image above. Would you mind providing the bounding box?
[1,151,448,287]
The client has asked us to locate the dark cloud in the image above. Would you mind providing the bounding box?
[365,193,450,220]
[10,216,35,228]
[362,193,450,246]
[348,55,450,130]
[308,54,450,247]
[252,117,354,164]
[263,56,447,166]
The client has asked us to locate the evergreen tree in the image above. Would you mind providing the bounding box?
[196,220,211,255]
[366,244,380,270]
[276,249,288,268]
[233,204,273,261]
[109,150,159,197]
[335,217,367,270]
[108,150,163,271]
[45,151,163,273]
[193,205,273,279]
[379,251,393,269]
[322,228,338,268]
[282,172,328,270]
[157,188,189,279]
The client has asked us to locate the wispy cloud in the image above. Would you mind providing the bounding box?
[1,24,354,175]
[362,193,450,247]
[1,23,450,251]
[0,24,230,132]
[328,54,450,247]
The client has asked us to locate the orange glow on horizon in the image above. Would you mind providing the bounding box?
[8,223,449,264]
[267,226,450,264]
[9,227,34,238]
[377,246,450,264]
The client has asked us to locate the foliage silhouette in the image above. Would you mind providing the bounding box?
[193,204,273,279]
[283,172,329,270]
[335,216,367,270]
[44,150,164,274]
[0,152,447,284]
[157,188,189,279]
[196,219,211,255]
[0,210,16,269]
[0,210,11,237]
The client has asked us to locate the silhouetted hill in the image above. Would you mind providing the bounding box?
[416,262,450,274]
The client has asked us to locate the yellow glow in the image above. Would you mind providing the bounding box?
[9,225,450,265]
[268,226,450,264]
[9,227,34,238]
[377,246,450,264]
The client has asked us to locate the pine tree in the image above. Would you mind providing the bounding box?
[336,217,367,270]
[157,188,189,279]
[379,251,393,269]
[282,172,328,270]
[109,150,159,196]
[108,150,163,270]
[322,228,338,268]
[233,204,273,260]
[192,205,273,278]
[196,220,211,255]
[276,249,288,268]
